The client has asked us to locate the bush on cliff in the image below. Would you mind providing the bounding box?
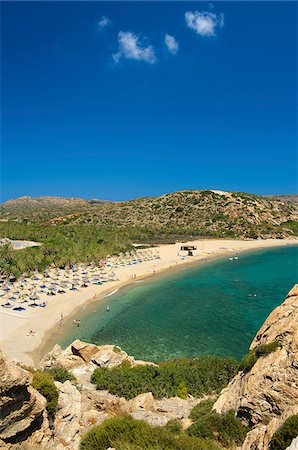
[91,356,238,400]
[32,371,59,415]
[239,340,280,373]
[188,399,248,447]
[255,340,280,357]
[270,415,298,450]
[79,415,220,450]
[45,366,76,383]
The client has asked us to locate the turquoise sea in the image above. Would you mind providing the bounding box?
[60,245,298,362]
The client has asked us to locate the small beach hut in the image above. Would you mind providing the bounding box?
[180,245,197,256]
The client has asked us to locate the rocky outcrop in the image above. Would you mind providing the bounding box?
[40,340,156,383]
[0,351,50,449]
[81,387,201,427]
[214,284,298,449]
[130,395,201,427]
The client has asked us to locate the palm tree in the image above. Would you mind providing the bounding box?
[0,244,14,264]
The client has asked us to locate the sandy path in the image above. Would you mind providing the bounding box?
[0,238,296,366]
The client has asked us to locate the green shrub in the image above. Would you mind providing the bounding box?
[163,419,182,435]
[45,367,76,383]
[80,415,220,450]
[239,351,258,373]
[91,356,238,400]
[270,415,298,450]
[177,382,188,399]
[188,410,248,446]
[239,341,280,373]
[32,371,59,415]
[189,398,217,422]
[255,341,280,357]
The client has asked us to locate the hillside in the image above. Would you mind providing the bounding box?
[268,194,298,204]
[1,190,298,240]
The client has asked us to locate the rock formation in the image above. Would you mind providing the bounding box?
[1,340,198,449]
[0,351,50,449]
[214,284,298,449]
[40,340,156,386]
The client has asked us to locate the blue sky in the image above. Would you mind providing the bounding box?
[1,1,297,201]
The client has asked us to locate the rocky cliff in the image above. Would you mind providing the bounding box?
[0,352,50,449]
[214,284,298,449]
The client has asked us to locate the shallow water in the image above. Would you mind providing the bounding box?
[60,245,298,362]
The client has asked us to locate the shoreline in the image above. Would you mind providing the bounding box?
[1,238,297,367]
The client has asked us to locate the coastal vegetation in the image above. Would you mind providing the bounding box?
[79,415,220,450]
[91,356,238,400]
[79,401,248,449]
[270,415,298,449]
[32,371,59,416]
[188,399,248,446]
[45,366,77,384]
[0,222,132,278]
[1,190,297,278]
[239,340,280,373]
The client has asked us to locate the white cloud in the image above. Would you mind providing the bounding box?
[98,16,111,29]
[185,10,224,37]
[164,33,179,55]
[112,31,156,64]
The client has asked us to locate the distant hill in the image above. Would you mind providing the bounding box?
[267,194,298,204]
[2,195,90,209]
[1,190,298,239]
[0,196,109,222]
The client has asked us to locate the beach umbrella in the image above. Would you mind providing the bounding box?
[2,302,12,308]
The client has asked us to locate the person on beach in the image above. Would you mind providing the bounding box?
[27,330,36,336]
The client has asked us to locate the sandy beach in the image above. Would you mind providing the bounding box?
[0,238,296,367]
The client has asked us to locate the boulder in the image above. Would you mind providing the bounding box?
[127,393,155,412]
[71,340,99,363]
[40,344,84,371]
[91,347,132,368]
